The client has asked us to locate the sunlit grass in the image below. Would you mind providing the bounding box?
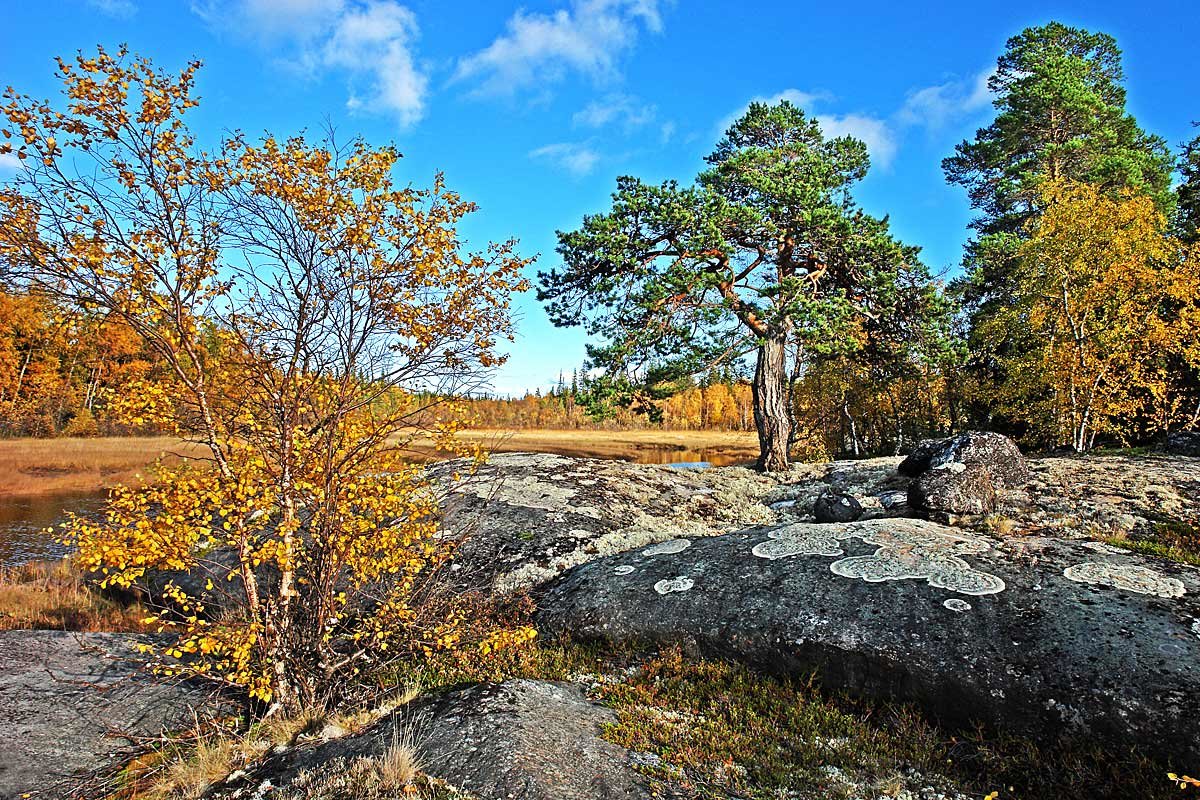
[0,559,152,632]
[0,436,205,498]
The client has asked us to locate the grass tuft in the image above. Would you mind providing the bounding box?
[0,559,152,631]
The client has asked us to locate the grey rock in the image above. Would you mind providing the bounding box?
[900,432,1028,517]
[1166,431,1200,457]
[1001,453,1200,539]
[813,490,863,523]
[899,431,1029,487]
[213,679,653,800]
[435,452,779,592]
[909,463,998,517]
[0,631,228,800]
[897,438,947,477]
[537,518,1200,767]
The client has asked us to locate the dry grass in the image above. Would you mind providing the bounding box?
[0,436,206,498]
[982,514,1020,536]
[0,559,152,632]
[367,730,422,792]
[0,429,756,500]
[142,738,241,800]
[120,710,424,800]
[403,427,761,465]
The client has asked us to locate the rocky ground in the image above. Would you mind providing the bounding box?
[3,438,1199,799]
[0,631,230,800]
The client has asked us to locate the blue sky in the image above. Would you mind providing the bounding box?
[2,0,1198,395]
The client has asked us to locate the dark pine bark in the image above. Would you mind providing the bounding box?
[752,334,792,471]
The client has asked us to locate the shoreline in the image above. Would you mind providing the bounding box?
[0,430,761,500]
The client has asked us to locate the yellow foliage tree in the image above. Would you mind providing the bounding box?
[0,46,533,711]
[982,180,1200,450]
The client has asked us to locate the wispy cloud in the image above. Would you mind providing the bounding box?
[896,68,994,130]
[321,2,426,125]
[815,112,898,169]
[454,0,665,98]
[0,153,24,174]
[572,93,656,130]
[191,0,343,41]
[529,142,601,176]
[192,0,428,126]
[86,0,137,17]
[719,71,993,171]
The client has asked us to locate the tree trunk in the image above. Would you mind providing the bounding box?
[752,335,791,471]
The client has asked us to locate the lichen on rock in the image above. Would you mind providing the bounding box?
[1062,561,1186,598]
[750,519,1006,596]
[943,598,972,612]
[750,524,847,559]
[654,576,695,595]
[642,539,692,556]
[1081,541,1131,554]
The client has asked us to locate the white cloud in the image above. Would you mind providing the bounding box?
[719,89,896,168]
[192,0,428,126]
[572,93,656,130]
[86,0,136,16]
[454,0,665,97]
[718,70,993,171]
[815,112,898,169]
[322,2,426,125]
[897,68,994,130]
[191,0,343,40]
[529,142,601,176]
[0,152,24,173]
[716,89,828,137]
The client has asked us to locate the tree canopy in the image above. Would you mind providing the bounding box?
[945,22,1174,323]
[540,101,945,469]
[0,46,534,710]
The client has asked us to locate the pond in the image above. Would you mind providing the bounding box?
[0,490,106,567]
[0,444,748,567]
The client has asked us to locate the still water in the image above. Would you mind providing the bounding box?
[0,490,106,567]
[0,445,745,567]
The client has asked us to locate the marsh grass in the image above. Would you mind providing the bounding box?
[0,436,204,498]
[0,559,151,631]
[0,429,756,500]
[400,427,760,466]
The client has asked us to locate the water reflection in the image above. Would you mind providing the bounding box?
[0,444,752,566]
[0,491,105,567]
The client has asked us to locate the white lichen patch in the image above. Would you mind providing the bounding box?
[643,538,692,556]
[750,519,1006,596]
[1192,618,1200,639]
[943,598,972,612]
[1081,541,1131,554]
[613,565,635,576]
[1063,561,1186,599]
[750,524,847,560]
[832,552,1005,595]
[654,576,695,595]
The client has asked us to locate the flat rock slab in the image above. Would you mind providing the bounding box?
[438,452,779,592]
[0,631,227,800]
[214,679,652,800]
[537,519,1200,766]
